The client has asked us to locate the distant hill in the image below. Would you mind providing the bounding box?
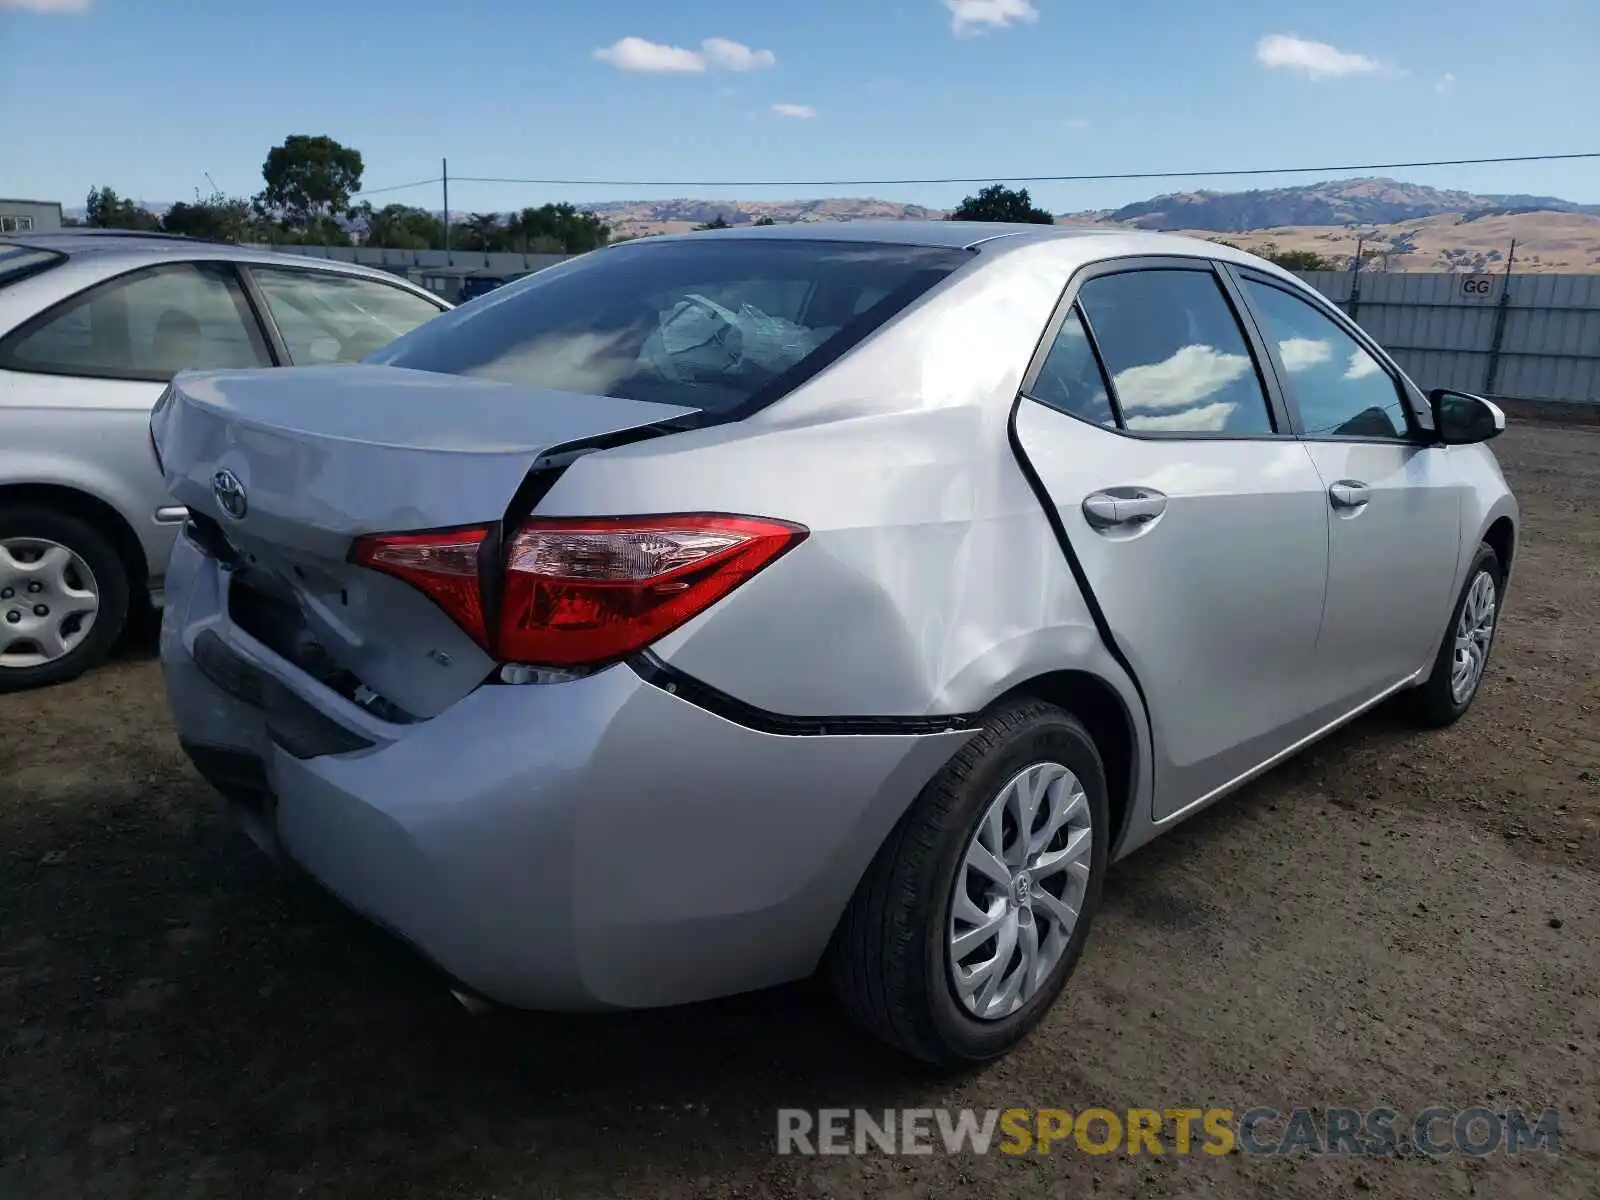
[1082,176,1600,232]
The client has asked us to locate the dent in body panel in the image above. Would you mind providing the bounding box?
[535,238,1094,721]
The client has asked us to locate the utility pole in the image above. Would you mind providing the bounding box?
[1483,238,1517,398]
[442,157,452,266]
[1347,235,1364,323]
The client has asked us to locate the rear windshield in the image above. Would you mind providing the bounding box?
[0,245,65,289]
[369,238,970,415]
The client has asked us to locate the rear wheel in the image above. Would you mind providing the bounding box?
[828,700,1109,1065]
[0,506,130,694]
[1406,542,1503,728]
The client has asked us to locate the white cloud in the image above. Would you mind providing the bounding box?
[771,103,818,119]
[1125,402,1237,433]
[701,37,776,71]
[594,36,775,74]
[1063,116,1091,131]
[0,0,91,11]
[1255,33,1382,80]
[1279,337,1333,372]
[1434,72,1457,95]
[946,0,1039,37]
[1113,344,1254,418]
[1344,350,1383,380]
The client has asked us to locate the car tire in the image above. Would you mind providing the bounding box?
[0,505,130,694]
[828,700,1110,1065]
[1406,542,1503,729]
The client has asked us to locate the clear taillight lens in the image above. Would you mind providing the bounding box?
[498,514,807,667]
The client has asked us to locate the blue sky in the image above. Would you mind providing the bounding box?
[2,0,1597,214]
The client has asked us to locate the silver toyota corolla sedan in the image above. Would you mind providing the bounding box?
[153,221,1517,1065]
[0,232,449,692]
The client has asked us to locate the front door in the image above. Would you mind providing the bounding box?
[1012,262,1333,820]
[1234,274,1462,711]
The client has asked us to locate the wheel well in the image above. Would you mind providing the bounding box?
[1484,516,1514,581]
[0,483,149,594]
[993,670,1138,854]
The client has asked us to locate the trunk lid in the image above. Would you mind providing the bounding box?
[153,364,695,720]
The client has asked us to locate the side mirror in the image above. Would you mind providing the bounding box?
[1430,388,1506,445]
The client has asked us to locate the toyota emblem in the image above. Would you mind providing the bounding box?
[212,468,248,520]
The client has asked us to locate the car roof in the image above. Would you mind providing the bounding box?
[0,230,435,287]
[623,218,1297,276]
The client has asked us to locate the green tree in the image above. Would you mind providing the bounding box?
[161,190,255,242]
[948,184,1055,224]
[754,215,777,226]
[85,186,160,231]
[1265,248,1335,271]
[254,134,364,234]
[357,203,444,250]
[693,214,732,231]
[463,212,505,251]
[513,203,611,253]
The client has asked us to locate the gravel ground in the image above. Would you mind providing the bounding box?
[2,422,1597,1199]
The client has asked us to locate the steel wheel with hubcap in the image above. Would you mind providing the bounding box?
[949,761,1093,1021]
[829,700,1109,1065]
[1450,569,1497,705]
[1408,541,1504,728]
[0,538,102,670]
[0,507,131,694]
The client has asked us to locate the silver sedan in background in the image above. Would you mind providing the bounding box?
[153,222,1516,1064]
[0,232,449,692]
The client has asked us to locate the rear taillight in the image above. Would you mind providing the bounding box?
[351,525,492,644]
[351,514,806,668]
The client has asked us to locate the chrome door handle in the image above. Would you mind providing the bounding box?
[1328,481,1372,510]
[1082,488,1168,531]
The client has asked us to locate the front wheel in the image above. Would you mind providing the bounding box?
[1406,542,1503,728]
[0,506,130,694]
[828,701,1110,1065]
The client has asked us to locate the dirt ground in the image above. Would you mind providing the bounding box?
[2,423,1597,1199]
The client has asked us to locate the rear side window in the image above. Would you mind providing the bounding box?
[0,262,270,381]
[249,267,444,364]
[370,239,971,415]
[0,246,65,289]
[1029,304,1116,427]
[1077,269,1275,435]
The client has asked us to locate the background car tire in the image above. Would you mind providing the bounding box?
[827,700,1110,1066]
[1406,542,1503,729]
[0,506,130,695]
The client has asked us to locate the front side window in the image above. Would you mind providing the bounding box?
[1241,278,1411,440]
[369,239,971,415]
[249,268,445,364]
[0,262,270,380]
[1076,269,1275,435]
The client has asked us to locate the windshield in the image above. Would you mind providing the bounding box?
[0,245,65,289]
[368,238,970,415]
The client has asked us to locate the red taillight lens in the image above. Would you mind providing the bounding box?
[498,513,807,667]
[351,525,491,645]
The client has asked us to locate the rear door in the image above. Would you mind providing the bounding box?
[1230,270,1462,710]
[1011,259,1332,821]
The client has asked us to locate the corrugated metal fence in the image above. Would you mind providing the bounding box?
[260,243,1599,405]
[1295,269,1600,405]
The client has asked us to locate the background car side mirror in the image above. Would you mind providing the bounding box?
[1429,389,1506,445]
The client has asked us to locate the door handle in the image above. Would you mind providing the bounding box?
[1328,481,1372,510]
[1082,488,1168,531]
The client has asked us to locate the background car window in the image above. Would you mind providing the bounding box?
[369,239,971,414]
[0,263,269,379]
[1241,279,1411,439]
[1077,269,1274,435]
[250,268,443,365]
[1029,304,1116,427]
